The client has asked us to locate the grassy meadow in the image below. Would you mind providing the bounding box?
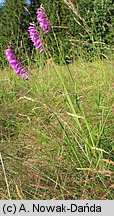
[0,59,114,199]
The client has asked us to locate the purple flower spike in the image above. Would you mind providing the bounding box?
[36,6,51,35]
[4,44,29,80]
[28,22,46,53]
[40,48,47,54]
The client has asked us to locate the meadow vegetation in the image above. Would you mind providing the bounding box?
[0,59,114,199]
[0,0,114,200]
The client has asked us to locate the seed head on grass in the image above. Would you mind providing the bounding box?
[4,44,29,80]
[36,6,51,35]
[28,22,46,54]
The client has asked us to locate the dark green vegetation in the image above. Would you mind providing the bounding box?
[0,0,114,200]
[0,0,114,66]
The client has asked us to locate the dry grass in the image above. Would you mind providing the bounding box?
[0,60,114,199]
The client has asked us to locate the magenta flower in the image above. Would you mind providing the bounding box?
[36,6,51,35]
[4,44,29,80]
[28,22,46,53]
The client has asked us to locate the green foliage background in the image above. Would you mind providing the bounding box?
[0,0,114,66]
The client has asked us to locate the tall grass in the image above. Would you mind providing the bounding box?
[0,0,114,200]
[0,57,113,199]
